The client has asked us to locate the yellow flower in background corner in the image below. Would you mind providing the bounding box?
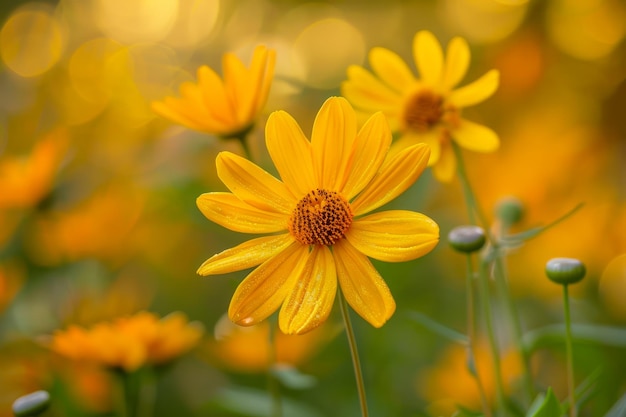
[151,45,276,138]
[196,96,439,335]
[342,31,500,182]
[49,312,204,372]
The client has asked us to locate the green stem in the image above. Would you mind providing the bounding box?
[113,370,129,417]
[477,259,508,416]
[563,284,577,417]
[137,368,157,417]
[268,320,283,417]
[466,255,492,417]
[338,288,369,417]
[453,142,535,402]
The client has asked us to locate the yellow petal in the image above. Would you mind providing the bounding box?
[252,46,276,118]
[342,65,402,109]
[346,210,439,262]
[237,45,270,124]
[265,111,316,198]
[311,97,357,190]
[443,36,470,91]
[414,31,443,87]
[228,242,307,326]
[342,112,391,200]
[334,240,395,327]
[388,130,441,166]
[453,119,500,153]
[216,151,295,214]
[432,142,456,182]
[197,233,295,275]
[369,47,416,93]
[279,246,336,335]
[222,51,248,117]
[197,65,236,126]
[196,192,288,233]
[448,69,499,108]
[351,143,430,216]
[151,100,208,131]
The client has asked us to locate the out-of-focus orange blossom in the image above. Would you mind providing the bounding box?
[205,314,337,373]
[417,340,523,416]
[0,260,25,314]
[50,311,204,372]
[25,183,145,266]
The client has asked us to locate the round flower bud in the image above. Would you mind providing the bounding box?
[545,258,586,285]
[448,225,486,253]
[12,390,50,417]
[495,196,524,226]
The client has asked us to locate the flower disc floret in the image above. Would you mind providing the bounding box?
[288,189,353,246]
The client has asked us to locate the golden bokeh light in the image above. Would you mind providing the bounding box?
[292,18,365,89]
[94,0,179,44]
[0,5,65,77]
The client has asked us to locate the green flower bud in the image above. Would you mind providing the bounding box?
[448,225,486,253]
[12,390,50,417]
[495,196,524,226]
[545,258,586,285]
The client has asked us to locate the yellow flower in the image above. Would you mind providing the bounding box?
[196,96,439,335]
[50,312,204,372]
[341,30,500,182]
[151,45,275,138]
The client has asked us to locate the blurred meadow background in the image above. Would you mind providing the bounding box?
[1,0,626,416]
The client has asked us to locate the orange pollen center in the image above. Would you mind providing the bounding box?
[288,189,353,246]
[404,90,445,131]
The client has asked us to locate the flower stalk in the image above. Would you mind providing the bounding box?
[338,288,369,417]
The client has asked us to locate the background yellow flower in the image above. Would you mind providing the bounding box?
[342,30,499,182]
[152,45,276,139]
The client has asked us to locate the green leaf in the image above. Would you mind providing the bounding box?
[204,386,323,417]
[604,392,626,417]
[523,324,626,353]
[453,404,485,416]
[526,388,562,417]
[406,311,468,345]
[271,365,317,390]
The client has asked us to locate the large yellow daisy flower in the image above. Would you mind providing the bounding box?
[341,31,500,182]
[152,45,275,138]
[196,96,439,335]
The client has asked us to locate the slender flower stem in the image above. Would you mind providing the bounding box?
[338,288,369,417]
[137,368,157,417]
[453,142,535,402]
[563,284,577,417]
[113,370,129,417]
[477,259,508,416]
[267,319,283,417]
[466,255,492,417]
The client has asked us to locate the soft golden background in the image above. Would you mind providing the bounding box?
[1,0,625,416]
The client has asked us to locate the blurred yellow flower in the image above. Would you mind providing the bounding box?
[196,96,439,335]
[342,30,500,182]
[417,341,522,416]
[50,311,204,372]
[152,45,275,138]
[206,314,336,373]
[0,260,24,314]
[0,128,67,209]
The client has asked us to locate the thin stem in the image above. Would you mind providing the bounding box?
[466,255,492,417]
[137,368,157,417]
[563,284,577,417]
[453,142,535,402]
[338,288,369,417]
[477,259,508,416]
[267,320,283,417]
[113,370,128,417]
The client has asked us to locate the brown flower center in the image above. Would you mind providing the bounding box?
[404,90,445,132]
[288,189,353,246]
